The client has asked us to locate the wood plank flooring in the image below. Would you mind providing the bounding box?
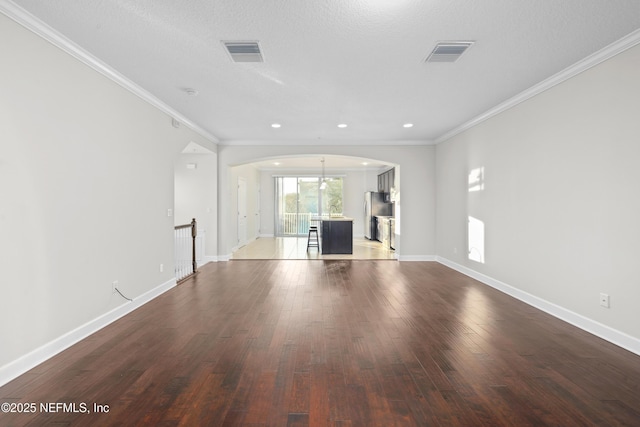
[1,260,640,426]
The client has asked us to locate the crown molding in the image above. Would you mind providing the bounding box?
[218,139,434,146]
[0,0,219,144]
[435,28,640,144]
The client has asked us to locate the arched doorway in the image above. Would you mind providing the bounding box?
[228,154,399,260]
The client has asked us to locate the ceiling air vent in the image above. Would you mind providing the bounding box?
[223,41,263,63]
[426,41,474,63]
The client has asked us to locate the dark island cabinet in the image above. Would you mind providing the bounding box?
[321,220,353,254]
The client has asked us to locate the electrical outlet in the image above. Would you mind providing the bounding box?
[112,280,118,294]
[159,263,164,273]
[599,293,610,308]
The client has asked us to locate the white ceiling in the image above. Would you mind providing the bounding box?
[6,1,640,154]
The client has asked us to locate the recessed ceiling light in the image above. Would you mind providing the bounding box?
[184,88,198,96]
[362,162,369,165]
[271,123,281,128]
[273,162,280,166]
[403,123,414,128]
[337,124,347,128]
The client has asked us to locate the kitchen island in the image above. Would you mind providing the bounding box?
[315,217,353,254]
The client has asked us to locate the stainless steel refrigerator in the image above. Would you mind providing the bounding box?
[364,192,391,240]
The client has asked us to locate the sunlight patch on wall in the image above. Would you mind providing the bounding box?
[468,167,485,192]
[468,216,485,264]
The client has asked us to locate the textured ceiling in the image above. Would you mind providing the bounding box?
[6,0,640,145]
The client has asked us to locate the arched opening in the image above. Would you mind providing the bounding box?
[227,154,400,260]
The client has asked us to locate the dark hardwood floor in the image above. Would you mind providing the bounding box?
[2,260,640,426]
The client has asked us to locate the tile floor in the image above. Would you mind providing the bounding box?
[231,236,397,260]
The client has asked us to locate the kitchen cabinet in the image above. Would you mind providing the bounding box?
[390,218,395,250]
[374,216,395,250]
[377,168,395,202]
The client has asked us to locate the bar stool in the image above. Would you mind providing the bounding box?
[307,225,319,251]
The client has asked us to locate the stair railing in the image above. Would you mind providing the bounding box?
[174,218,197,282]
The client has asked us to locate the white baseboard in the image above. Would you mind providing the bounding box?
[397,254,436,261]
[200,256,217,264]
[436,256,640,356]
[0,278,177,387]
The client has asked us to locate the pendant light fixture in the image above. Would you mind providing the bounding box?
[320,157,327,190]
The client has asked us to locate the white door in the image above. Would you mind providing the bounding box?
[237,177,247,247]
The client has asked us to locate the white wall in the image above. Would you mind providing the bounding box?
[217,145,435,259]
[436,43,640,348]
[174,152,218,261]
[0,14,216,379]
